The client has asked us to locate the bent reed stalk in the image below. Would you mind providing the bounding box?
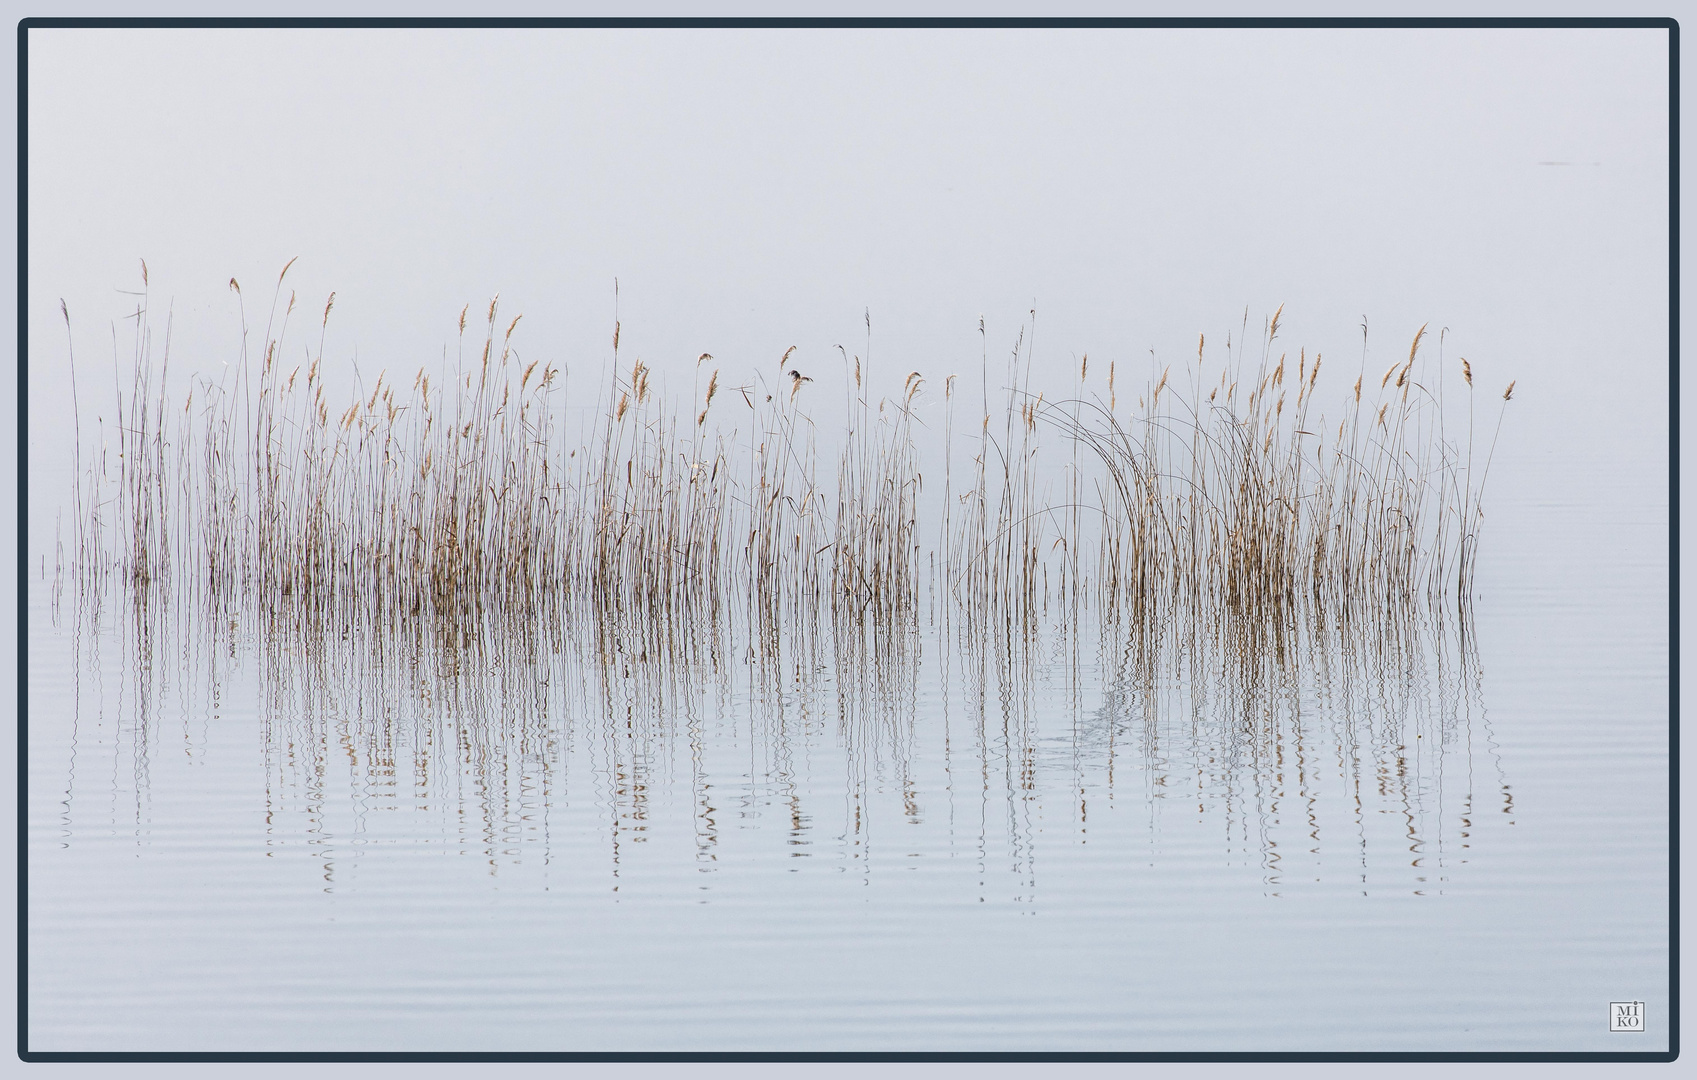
[62,271,1512,656]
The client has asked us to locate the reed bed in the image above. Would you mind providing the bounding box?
[61,269,1513,652]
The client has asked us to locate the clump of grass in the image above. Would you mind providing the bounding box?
[64,268,1510,659]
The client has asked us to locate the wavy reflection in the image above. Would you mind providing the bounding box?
[40,567,1512,903]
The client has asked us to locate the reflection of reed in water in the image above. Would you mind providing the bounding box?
[50,558,1511,899]
[50,270,1517,895]
[1081,600,1506,894]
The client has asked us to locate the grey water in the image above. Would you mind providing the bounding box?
[24,449,1668,1053]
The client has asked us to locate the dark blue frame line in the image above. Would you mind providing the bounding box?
[9,14,1683,1066]
[13,10,23,1069]
[1671,13,1683,1070]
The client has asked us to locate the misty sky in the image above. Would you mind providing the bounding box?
[25,25,1671,541]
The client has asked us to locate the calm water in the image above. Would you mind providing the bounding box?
[24,452,1668,1053]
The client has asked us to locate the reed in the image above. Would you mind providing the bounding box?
[63,271,1510,656]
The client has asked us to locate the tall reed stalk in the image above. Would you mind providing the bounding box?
[64,274,1510,652]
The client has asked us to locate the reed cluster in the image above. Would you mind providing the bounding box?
[61,269,1512,648]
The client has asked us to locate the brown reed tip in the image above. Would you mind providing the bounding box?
[1503,381,1515,401]
[459,305,468,334]
[1461,359,1473,386]
[1409,322,1428,365]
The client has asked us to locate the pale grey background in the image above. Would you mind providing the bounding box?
[24,24,1670,487]
[7,3,1685,1073]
